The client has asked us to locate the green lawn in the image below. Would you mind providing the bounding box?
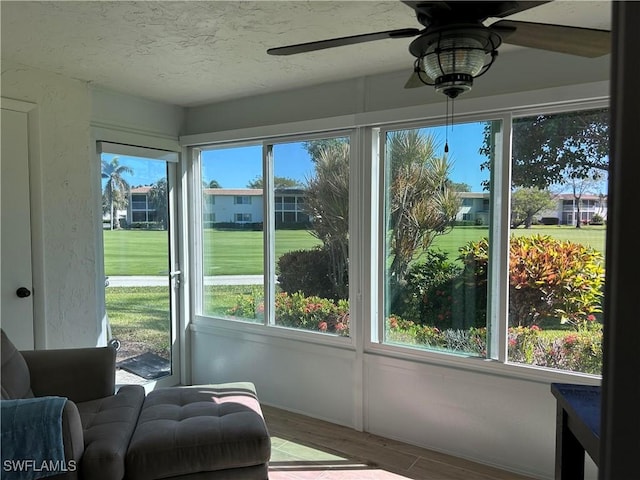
[106,287,171,358]
[104,228,322,276]
[105,225,606,275]
[428,224,606,261]
[105,224,606,360]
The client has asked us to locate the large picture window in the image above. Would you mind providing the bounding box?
[200,144,264,324]
[506,108,608,374]
[377,108,607,376]
[197,134,351,337]
[192,102,607,378]
[381,120,499,357]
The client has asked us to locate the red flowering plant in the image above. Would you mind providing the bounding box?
[386,315,486,355]
[274,292,350,336]
[227,291,349,335]
[507,324,602,374]
[226,288,263,320]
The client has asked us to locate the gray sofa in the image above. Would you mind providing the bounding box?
[1,330,270,480]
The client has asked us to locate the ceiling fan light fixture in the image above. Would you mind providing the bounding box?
[410,26,501,98]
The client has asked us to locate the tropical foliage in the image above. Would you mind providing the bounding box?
[510,188,556,228]
[459,235,604,328]
[300,140,350,299]
[385,130,461,311]
[246,175,302,189]
[101,157,132,229]
[480,108,609,190]
[148,178,168,229]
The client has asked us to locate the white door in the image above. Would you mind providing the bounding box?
[1,107,35,349]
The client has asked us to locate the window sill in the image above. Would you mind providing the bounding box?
[192,314,355,351]
[365,341,602,386]
[191,316,601,386]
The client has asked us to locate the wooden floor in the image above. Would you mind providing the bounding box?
[263,405,535,480]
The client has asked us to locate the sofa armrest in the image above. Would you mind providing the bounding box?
[22,347,116,403]
[1,398,84,480]
[61,400,84,480]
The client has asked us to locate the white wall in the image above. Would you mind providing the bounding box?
[191,320,598,480]
[2,62,96,348]
[185,47,609,134]
[184,62,608,477]
[211,195,263,224]
[1,63,184,348]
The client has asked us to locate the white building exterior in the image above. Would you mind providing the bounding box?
[458,192,608,226]
[541,193,608,225]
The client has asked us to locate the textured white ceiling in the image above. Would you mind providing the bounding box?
[0,1,611,107]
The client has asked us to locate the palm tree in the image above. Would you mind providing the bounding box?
[304,142,350,299]
[386,130,460,292]
[148,178,168,230]
[101,157,132,230]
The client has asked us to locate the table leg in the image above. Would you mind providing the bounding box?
[555,405,585,479]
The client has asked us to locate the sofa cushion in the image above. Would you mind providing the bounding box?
[76,385,145,480]
[125,383,271,480]
[1,329,34,399]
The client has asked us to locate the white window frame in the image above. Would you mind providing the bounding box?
[182,91,607,385]
[189,130,357,349]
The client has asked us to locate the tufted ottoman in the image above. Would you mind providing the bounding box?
[125,382,271,480]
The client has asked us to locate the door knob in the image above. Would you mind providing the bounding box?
[16,287,31,298]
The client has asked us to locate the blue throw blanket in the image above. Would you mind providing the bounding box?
[1,397,68,480]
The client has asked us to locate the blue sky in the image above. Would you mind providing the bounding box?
[200,121,489,192]
[101,153,168,188]
[102,121,490,192]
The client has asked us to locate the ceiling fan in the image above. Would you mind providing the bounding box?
[267,1,610,99]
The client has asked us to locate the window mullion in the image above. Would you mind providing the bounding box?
[373,128,384,345]
[191,148,205,316]
[263,143,275,326]
[488,115,511,362]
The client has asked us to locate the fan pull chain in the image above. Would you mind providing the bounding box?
[444,97,449,154]
[444,96,457,154]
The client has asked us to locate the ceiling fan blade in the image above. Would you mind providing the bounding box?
[401,1,549,24]
[492,20,610,57]
[489,1,551,18]
[267,28,420,56]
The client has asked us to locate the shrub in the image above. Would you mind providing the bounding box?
[210,222,263,231]
[277,248,339,300]
[274,220,312,230]
[386,315,487,355]
[462,235,604,328]
[386,316,601,372]
[590,214,604,225]
[226,292,601,372]
[225,287,264,319]
[508,322,602,374]
[509,235,604,327]
[275,292,349,335]
[227,291,349,336]
[393,250,463,328]
[540,217,560,225]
